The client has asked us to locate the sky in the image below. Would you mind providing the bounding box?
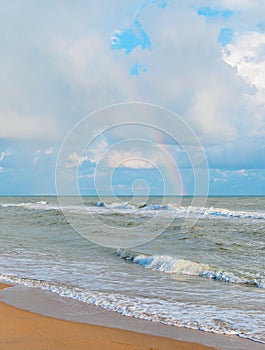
[1,0,265,196]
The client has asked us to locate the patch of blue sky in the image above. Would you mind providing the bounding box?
[111,0,170,55]
[218,28,234,46]
[197,6,234,19]
[130,63,147,76]
[111,15,151,54]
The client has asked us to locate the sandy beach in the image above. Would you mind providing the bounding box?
[0,283,216,350]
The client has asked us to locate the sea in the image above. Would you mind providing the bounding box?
[0,196,264,344]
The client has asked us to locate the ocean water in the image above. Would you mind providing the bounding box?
[0,196,264,343]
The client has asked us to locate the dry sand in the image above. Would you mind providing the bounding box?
[0,283,216,350]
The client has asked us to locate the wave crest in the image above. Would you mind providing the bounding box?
[117,249,265,288]
[1,200,265,221]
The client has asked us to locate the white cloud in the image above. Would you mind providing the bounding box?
[66,152,88,169]
[218,168,253,177]
[222,31,265,91]
[222,31,265,135]
[1,0,265,179]
[0,111,59,140]
[0,166,4,173]
[0,0,258,147]
[233,169,251,176]
[44,147,53,155]
[107,151,155,169]
[33,147,54,165]
[49,33,130,110]
[212,168,253,185]
[219,0,254,9]
[0,150,11,162]
[86,136,109,164]
[131,3,250,143]
[188,82,238,141]
[216,169,228,178]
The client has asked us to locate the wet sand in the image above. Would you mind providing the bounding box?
[0,283,215,350]
[1,283,264,350]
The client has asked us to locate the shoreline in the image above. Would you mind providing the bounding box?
[1,283,265,350]
[0,283,214,350]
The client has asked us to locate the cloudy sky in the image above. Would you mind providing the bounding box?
[1,0,265,195]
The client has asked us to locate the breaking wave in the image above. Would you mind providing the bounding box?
[1,200,265,221]
[0,273,264,343]
[98,201,265,220]
[117,249,265,288]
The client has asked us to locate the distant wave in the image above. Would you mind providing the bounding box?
[117,249,265,289]
[96,201,168,210]
[97,201,265,220]
[0,201,49,208]
[1,200,265,221]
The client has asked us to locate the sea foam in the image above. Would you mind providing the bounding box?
[117,249,265,288]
